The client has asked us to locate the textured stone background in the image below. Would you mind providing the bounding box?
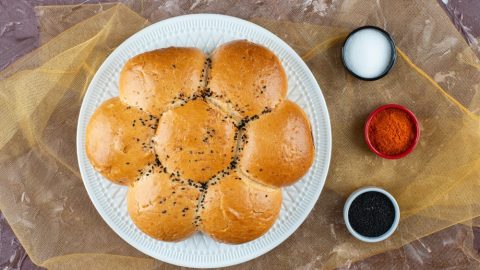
[0,0,478,269]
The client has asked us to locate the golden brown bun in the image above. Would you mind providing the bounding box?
[87,42,316,244]
[86,98,156,185]
[119,47,206,115]
[127,169,201,241]
[208,40,287,119]
[239,100,314,187]
[200,171,282,244]
[154,99,236,183]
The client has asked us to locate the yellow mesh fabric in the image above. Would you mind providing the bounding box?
[0,2,479,269]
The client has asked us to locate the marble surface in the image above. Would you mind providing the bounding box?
[0,0,479,269]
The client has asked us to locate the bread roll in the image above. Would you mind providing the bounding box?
[208,40,287,119]
[119,47,206,115]
[200,171,282,244]
[127,169,201,241]
[85,97,156,185]
[154,99,236,183]
[86,41,316,244]
[239,100,314,187]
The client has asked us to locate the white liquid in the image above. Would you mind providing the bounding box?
[343,28,393,79]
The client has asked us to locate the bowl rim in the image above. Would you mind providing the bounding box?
[364,104,420,159]
[343,186,400,243]
[341,25,397,81]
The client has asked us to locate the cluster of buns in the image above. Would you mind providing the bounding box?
[86,40,315,244]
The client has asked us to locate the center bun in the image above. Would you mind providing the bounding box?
[154,99,237,183]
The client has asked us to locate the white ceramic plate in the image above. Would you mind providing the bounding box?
[77,14,331,268]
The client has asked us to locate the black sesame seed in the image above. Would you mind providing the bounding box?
[348,191,395,238]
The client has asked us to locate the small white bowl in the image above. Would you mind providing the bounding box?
[343,186,400,243]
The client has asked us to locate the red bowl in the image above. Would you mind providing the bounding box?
[364,104,420,159]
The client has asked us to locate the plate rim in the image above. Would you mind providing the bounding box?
[76,13,332,268]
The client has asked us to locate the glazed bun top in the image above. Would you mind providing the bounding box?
[239,100,315,187]
[200,170,282,244]
[127,168,201,241]
[120,47,206,115]
[86,97,156,185]
[154,99,237,183]
[208,40,287,119]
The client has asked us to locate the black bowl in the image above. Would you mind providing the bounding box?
[341,25,397,81]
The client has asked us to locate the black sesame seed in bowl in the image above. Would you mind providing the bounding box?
[343,187,400,243]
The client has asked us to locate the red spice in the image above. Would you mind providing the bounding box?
[368,108,415,155]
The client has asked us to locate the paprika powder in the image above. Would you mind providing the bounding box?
[368,108,415,155]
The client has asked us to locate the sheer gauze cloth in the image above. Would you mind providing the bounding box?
[0,1,479,269]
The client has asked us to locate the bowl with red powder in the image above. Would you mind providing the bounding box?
[364,104,420,159]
